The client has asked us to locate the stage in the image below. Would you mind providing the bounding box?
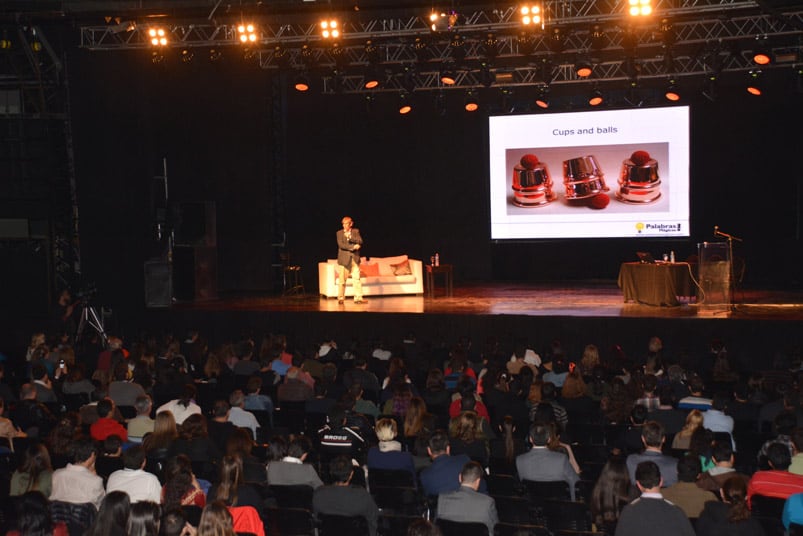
[126,281,803,375]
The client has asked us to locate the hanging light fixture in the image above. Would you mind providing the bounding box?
[664,79,680,101]
[398,92,412,115]
[588,87,604,106]
[535,86,550,109]
[746,70,763,96]
[464,90,479,112]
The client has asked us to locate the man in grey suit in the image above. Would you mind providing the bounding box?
[336,216,365,304]
[516,423,580,500]
[436,461,498,535]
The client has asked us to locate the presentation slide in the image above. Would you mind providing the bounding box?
[489,106,690,240]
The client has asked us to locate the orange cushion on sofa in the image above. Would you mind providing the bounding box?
[360,263,380,277]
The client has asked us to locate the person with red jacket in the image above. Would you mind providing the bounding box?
[90,398,128,442]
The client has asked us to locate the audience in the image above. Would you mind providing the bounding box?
[3,324,802,536]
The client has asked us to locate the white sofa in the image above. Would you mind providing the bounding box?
[318,255,424,298]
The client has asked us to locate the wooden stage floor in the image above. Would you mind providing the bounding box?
[175,281,803,321]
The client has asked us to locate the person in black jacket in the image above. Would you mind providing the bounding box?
[695,475,766,536]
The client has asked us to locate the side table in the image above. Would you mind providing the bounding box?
[425,264,453,298]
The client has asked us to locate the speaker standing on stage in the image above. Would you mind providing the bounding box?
[336,216,366,304]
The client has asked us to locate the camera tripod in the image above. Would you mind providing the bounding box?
[75,302,109,347]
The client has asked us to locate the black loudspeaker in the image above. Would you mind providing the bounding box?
[144,260,172,308]
[173,246,217,302]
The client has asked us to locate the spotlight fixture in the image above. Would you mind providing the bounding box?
[483,33,498,59]
[181,49,194,63]
[413,37,429,62]
[401,64,418,92]
[628,0,652,17]
[0,31,10,50]
[520,4,541,26]
[517,31,537,56]
[151,51,165,64]
[588,87,604,106]
[363,66,381,89]
[464,90,479,112]
[440,68,456,86]
[590,24,606,50]
[752,37,771,65]
[746,70,763,96]
[320,19,340,39]
[535,86,549,109]
[574,57,593,78]
[664,79,680,101]
[209,48,222,62]
[430,10,459,32]
[29,29,42,53]
[294,73,311,92]
[148,27,168,46]
[398,92,412,115]
[237,23,257,44]
[548,27,565,53]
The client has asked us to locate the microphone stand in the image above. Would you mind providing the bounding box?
[713,227,742,311]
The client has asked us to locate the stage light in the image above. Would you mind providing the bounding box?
[464,90,479,112]
[517,31,537,56]
[320,19,340,39]
[181,49,194,63]
[0,30,10,50]
[398,92,412,115]
[752,39,771,65]
[148,27,168,46]
[664,79,680,101]
[575,57,593,78]
[628,0,652,17]
[483,33,498,59]
[430,10,459,32]
[588,87,604,106]
[209,48,222,62]
[440,68,456,86]
[151,51,164,64]
[294,73,310,92]
[520,4,541,26]
[535,86,549,109]
[364,66,381,89]
[746,70,763,96]
[237,23,258,44]
[549,27,565,53]
[413,37,429,62]
[590,24,606,50]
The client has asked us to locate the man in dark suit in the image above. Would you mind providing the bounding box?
[436,461,498,534]
[336,216,365,304]
[515,423,580,500]
[313,455,378,536]
[420,430,488,497]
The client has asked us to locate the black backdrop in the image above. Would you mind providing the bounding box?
[66,46,803,311]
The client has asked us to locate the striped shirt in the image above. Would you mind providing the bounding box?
[747,470,803,507]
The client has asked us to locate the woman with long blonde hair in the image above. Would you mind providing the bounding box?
[448,410,489,467]
[142,411,178,452]
[197,501,236,536]
[672,409,704,450]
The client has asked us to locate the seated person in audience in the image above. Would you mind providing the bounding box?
[157,383,202,426]
[661,453,718,519]
[342,357,381,399]
[677,375,712,411]
[790,428,803,476]
[207,455,264,518]
[318,406,368,463]
[366,417,416,483]
[348,383,379,420]
[614,461,695,536]
[747,441,803,507]
[7,490,69,536]
[160,508,194,536]
[702,392,735,441]
[757,411,796,469]
[312,455,379,536]
[695,476,765,536]
[267,434,324,488]
[172,413,221,480]
[612,405,649,454]
[0,395,27,449]
[436,461,498,535]
[244,375,274,414]
[106,445,162,503]
[448,409,490,468]
[95,434,125,482]
[783,492,803,532]
[516,423,579,500]
[108,361,146,408]
[277,366,313,402]
[672,409,704,450]
[10,442,53,498]
[305,382,337,418]
[162,454,206,509]
[448,380,490,422]
[127,395,155,444]
[226,428,267,486]
[726,382,760,427]
[13,383,57,438]
[634,374,660,412]
[696,440,750,493]
[49,437,105,509]
[529,382,568,433]
[31,363,59,404]
[207,399,238,454]
[651,386,687,437]
[90,398,128,442]
[420,429,487,497]
[226,390,260,440]
[590,457,632,535]
[625,420,678,488]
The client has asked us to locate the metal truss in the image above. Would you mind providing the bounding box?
[77,0,803,92]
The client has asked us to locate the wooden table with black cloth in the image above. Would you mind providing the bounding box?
[617,262,693,307]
